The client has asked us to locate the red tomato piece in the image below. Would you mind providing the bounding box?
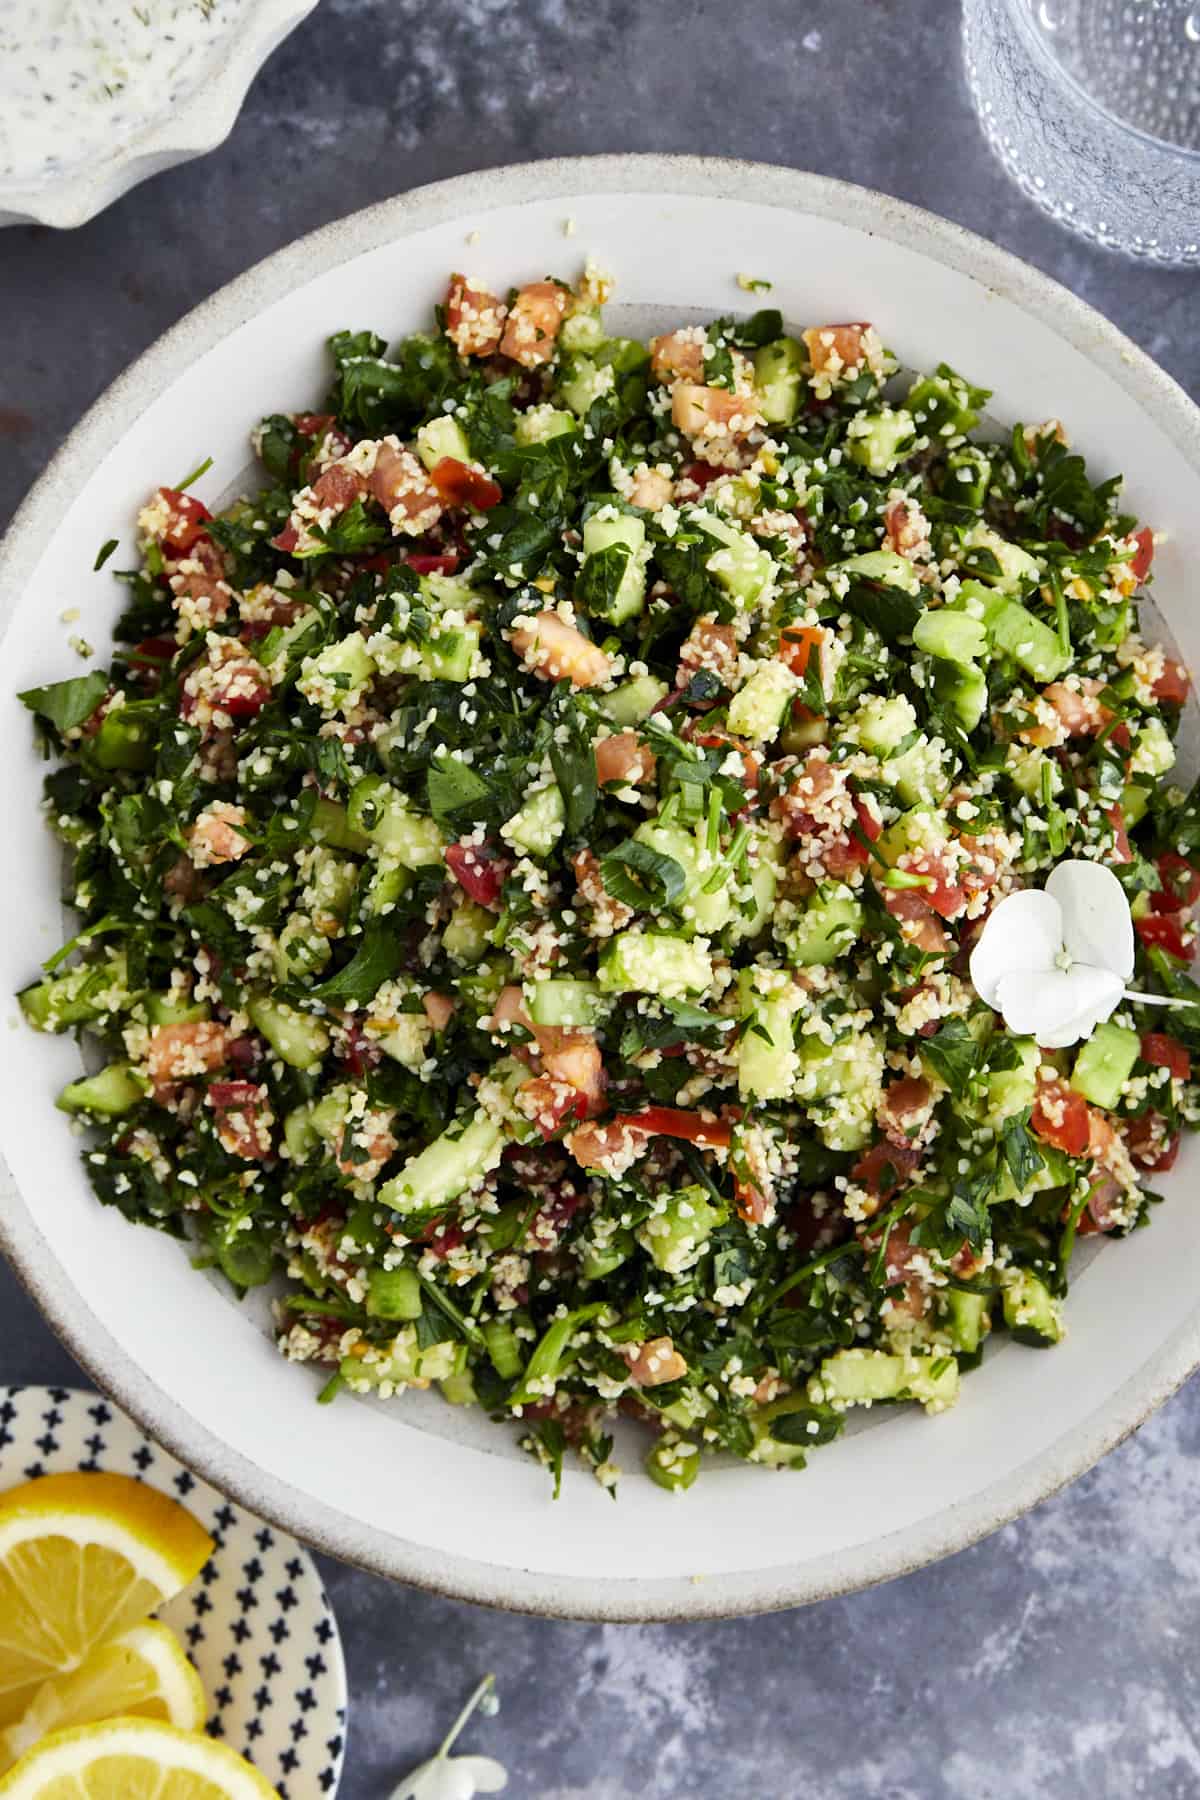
[405,552,460,576]
[1140,1032,1191,1081]
[1136,912,1191,961]
[1030,1079,1091,1157]
[1152,852,1200,913]
[157,487,212,557]
[1153,658,1191,705]
[681,461,724,490]
[1129,525,1155,584]
[445,839,510,909]
[615,1106,734,1149]
[778,626,824,678]
[209,659,272,720]
[429,456,503,511]
[851,1140,921,1199]
[1105,805,1132,864]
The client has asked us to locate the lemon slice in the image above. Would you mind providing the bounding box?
[0,1474,213,1724]
[0,1621,207,1774]
[0,1716,279,1798]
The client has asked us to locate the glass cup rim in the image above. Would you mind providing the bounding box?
[999,0,1200,166]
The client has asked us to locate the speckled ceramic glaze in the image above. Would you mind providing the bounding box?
[0,1385,346,1794]
[0,0,319,230]
[1,158,1199,1621]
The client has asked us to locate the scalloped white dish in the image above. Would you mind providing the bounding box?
[2,157,1200,1621]
[0,0,318,230]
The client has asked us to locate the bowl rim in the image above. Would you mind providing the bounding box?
[0,0,320,230]
[3,153,1200,1620]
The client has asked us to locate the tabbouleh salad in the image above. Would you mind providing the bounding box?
[18,263,1200,1494]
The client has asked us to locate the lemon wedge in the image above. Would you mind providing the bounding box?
[0,1715,279,1797]
[0,1621,206,1774]
[0,1473,213,1725]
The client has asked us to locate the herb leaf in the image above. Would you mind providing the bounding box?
[600,840,688,910]
[19,673,109,733]
[920,1018,980,1097]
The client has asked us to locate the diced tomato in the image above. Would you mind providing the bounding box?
[802,323,874,377]
[565,1117,651,1172]
[778,626,825,678]
[510,610,613,688]
[226,1035,262,1074]
[1105,805,1132,865]
[649,331,706,383]
[1124,1113,1181,1172]
[338,1020,382,1078]
[878,884,950,956]
[519,1074,591,1140]
[1136,912,1191,961]
[614,1106,735,1149]
[1030,1079,1091,1157]
[499,281,568,369]
[206,1080,271,1161]
[293,411,335,437]
[1130,525,1155,584]
[1152,852,1200,913]
[128,635,177,684]
[1153,658,1191,705]
[595,730,656,788]
[272,521,300,554]
[907,852,968,922]
[213,659,272,720]
[1140,1032,1191,1081]
[423,1220,467,1261]
[156,487,211,557]
[445,839,510,909]
[878,1077,933,1145]
[429,456,503,512]
[734,1176,771,1225]
[692,731,761,798]
[445,274,507,358]
[405,552,460,576]
[681,461,724,490]
[850,1139,921,1199]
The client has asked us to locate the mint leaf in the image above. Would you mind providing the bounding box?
[19,672,109,733]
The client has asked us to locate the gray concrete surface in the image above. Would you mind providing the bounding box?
[4,2,1200,1795]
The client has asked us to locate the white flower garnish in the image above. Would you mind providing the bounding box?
[970,859,1194,1048]
[390,1675,508,1800]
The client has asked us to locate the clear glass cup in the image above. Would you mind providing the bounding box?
[962,0,1200,265]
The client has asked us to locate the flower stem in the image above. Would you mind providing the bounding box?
[1123,988,1200,1010]
[437,1674,496,1760]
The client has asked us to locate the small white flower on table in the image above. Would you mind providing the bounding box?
[391,1674,508,1800]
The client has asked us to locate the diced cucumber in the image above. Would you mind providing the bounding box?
[310,796,369,853]
[851,692,918,754]
[56,1062,147,1118]
[341,1327,457,1391]
[20,954,131,1032]
[378,1110,506,1216]
[298,631,377,711]
[753,336,804,424]
[597,932,713,998]
[248,995,330,1070]
[283,1102,319,1164]
[524,978,610,1029]
[906,369,982,436]
[92,707,155,771]
[346,776,444,868]
[377,1014,433,1072]
[1002,1269,1064,1347]
[581,512,648,625]
[273,912,332,982]
[638,1183,727,1274]
[726,661,800,745]
[515,405,576,447]
[1071,1020,1139,1109]
[986,600,1070,683]
[794,1033,884,1152]
[736,975,800,1102]
[440,1367,477,1407]
[145,992,210,1028]
[912,609,988,666]
[784,883,864,967]
[301,845,357,921]
[931,659,987,734]
[884,736,950,807]
[846,408,917,476]
[634,817,732,936]
[645,1435,701,1492]
[1121,782,1151,828]
[832,547,922,597]
[601,673,670,725]
[416,620,482,683]
[482,1316,524,1380]
[559,308,605,352]
[560,357,613,418]
[366,1263,423,1321]
[415,414,471,471]
[980,1038,1040,1124]
[1131,717,1176,778]
[363,858,410,919]
[960,524,1040,595]
[443,899,493,965]
[501,781,565,856]
[691,509,777,609]
[945,1290,991,1355]
[942,444,991,508]
[578,1229,633,1282]
[810,1348,959,1412]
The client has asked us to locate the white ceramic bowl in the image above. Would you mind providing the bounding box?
[2,157,1199,1621]
[0,0,319,230]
